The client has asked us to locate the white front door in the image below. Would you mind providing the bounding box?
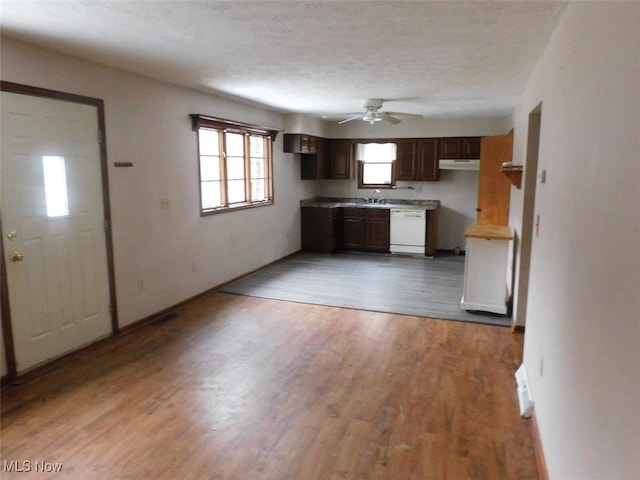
[1,91,112,373]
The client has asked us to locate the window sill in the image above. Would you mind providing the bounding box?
[358,184,395,190]
[201,200,274,216]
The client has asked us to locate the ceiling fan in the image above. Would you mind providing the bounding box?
[337,98,423,125]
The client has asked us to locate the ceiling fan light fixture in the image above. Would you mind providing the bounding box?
[362,111,382,123]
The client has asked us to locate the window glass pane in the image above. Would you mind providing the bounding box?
[226,157,245,180]
[226,132,244,157]
[363,163,392,185]
[42,155,70,217]
[250,157,265,178]
[200,155,220,181]
[227,179,245,204]
[199,129,219,156]
[201,181,221,209]
[249,135,264,157]
[251,179,265,201]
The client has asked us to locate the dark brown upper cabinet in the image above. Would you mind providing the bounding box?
[300,138,327,180]
[395,138,439,181]
[395,139,417,181]
[439,137,481,159]
[284,133,318,154]
[415,139,439,181]
[327,139,353,179]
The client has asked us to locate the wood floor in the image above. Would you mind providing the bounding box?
[1,293,538,479]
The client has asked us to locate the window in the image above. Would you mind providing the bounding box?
[191,114,278,215]
[42,155,70,217]
[356,142,397,189]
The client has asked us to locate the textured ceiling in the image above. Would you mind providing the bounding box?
[0,1,567,119]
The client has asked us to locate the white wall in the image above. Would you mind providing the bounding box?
[283,113,327,137]
[0,37,315,328]
[509,3,640,479]
[319,116,511,250]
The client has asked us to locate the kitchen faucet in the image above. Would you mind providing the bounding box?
[373,189,383,203]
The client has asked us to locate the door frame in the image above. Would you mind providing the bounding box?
[0,81,119,382]
[514,103,542,326]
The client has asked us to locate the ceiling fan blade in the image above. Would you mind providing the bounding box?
[384,111,423,120]
[338,113,364,125]
[381,113,401,124]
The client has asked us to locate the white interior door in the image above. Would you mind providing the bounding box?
[1,91,112,373]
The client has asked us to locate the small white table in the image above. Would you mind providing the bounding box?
[461,224,513,315]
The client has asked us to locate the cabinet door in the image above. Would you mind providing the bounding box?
[300,138,327,180]
[416,139,439,181]
[425,209,439,257]
[308,136,318,154]
[365,209,390,252]
[395,139,416,181]
[477,133,512,226]
[329,140,352,179]
[440,137,462,159]
[301,207,338,252]
[342,208,365,249]
[283,134,317,154]
[462,137,481,159]
[300,154,319,180]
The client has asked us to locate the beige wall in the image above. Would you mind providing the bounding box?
[509,3,640,478]
[0,37,315,329]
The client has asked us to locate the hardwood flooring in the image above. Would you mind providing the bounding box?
[1,293,537,479]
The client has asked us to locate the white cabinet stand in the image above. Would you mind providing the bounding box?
[461,225,513,315]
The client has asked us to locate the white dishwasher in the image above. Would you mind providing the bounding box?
[389,209,426,255]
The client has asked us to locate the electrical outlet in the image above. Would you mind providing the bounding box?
[539,356,544,377]
[160,198,170,210]
[191,262,197,272]
[137,278,144,291]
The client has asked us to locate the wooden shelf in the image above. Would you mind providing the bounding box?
[502,165,523,189]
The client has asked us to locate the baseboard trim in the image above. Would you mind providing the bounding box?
[529,408,549,480]
[511,322,525,334]
[436,248,466,256]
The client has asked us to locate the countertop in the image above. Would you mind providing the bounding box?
[300,197,440,211]
[464,224,513,240]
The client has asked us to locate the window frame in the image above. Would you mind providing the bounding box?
[355,140,397,189]
[191,114,278,216]
[357,160,396,189]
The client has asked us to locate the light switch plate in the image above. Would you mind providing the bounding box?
[537,169,546,184]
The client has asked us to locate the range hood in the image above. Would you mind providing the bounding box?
[439,158,480,171]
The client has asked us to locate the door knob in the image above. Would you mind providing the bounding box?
[8,251,24,262]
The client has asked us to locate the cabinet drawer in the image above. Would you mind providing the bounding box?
[365,208,390,219]
[343,207,365,217]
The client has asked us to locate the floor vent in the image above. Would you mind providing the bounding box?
[152,313,179,325]
[515,364,534,418]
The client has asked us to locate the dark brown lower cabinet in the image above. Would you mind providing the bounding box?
[301,206,342,253]
[342,208,389,253]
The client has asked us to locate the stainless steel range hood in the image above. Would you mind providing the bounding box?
[439,158,480,171]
